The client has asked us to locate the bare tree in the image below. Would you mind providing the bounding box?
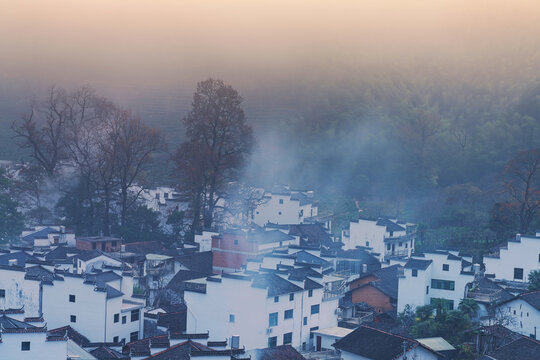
[113,111,164,229]
[12,86,71,177]
[502,148,540,234]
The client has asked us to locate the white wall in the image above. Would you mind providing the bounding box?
[0,332,66,360]
[0,268,41,317]
[397,253,474,313]
[500,299,540,340]
[484,235,540,282]
[185,275,336,350]
[252,193,316,226]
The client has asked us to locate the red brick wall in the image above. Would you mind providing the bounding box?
[351,286,393,313]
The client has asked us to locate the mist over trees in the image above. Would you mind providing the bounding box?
[2,68,540,253]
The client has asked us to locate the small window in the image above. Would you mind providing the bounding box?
[303,316,307,325]
[256,211,260,215]
[443,264,449,271]
[269,312,278,327]
[387,244,391,251]
[130,331,138,342]
[399,242,403,247]
[268,336,277,348]
[308,289,313,297]
[233,239,239,245]
[366,241,370,247]
[279,199,284,204]
[412,269,418,277]
[405,243,408,248]
[274,296,279,303]
[229,314,235,323]
[426,286,429,294]
[114,313,119,323]
[113,336,119,343]
[0,289,5,298]
[122,316,127,324]
[289,293,294,301]
[284,309,293,319]
[70,315,76,323]
[131,310,139,322]
[514,268,524,280]
[69,294,75,303]
[283,332,292,344]
[21,341,30,351]
[278,211,282,215]
[311,304,320,315]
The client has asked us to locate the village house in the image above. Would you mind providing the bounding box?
[20,225,75,249]
[212,228,298,273]
[76,236,122,252]
[341,218,416,261]
[343,264,401,316]
[0,313,82,360]
[495,290,540,340]
[250,186,318,226]
[484,233,540,282]
[0,252,144,344]
[183,266,339,351]
[333,325,443,360]
[397,250,475,313]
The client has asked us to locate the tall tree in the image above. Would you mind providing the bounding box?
[11,86,71,177]
[113,110,164,230]
[175,79,254,234]
[502,148,540,234]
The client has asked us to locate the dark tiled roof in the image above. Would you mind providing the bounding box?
[333,325,431,360]
[252,273,303,297]
[85,271,122,283]
[156,308,187,332]
[376,218,406,232]
[249,230,294,245]
[0,315,39,330]
[290,192,312,206]
[487,337,540,360]
[365,264,401,299]
[251,345,306,360]
[24,265,57,282]
[123,241,175,256]
[166,270,208,292]
[47,325,90,346]
[404,258,432,270]
[336,248,381,265]
[44,246,78,262]
[287,224,333,247]
[21,227,58,242]
[304,278,324,291]
[77,250,104,262]
[176,251,213,275]
[288,267,323,281]
[0,251,38,266]
[90,346,130,359]
[293,250,331,267]
[510,290,540,311]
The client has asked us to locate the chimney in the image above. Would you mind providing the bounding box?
[8,258,17,266]
[516,233,521,242]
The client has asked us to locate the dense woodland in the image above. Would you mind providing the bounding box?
[1,62,540,256]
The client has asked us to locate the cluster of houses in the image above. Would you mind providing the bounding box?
[1,186,540,360]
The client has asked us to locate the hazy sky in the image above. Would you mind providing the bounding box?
[2,0,540,94]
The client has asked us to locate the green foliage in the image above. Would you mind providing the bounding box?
[0,170,25,243]
[166,209,187,242]
[410,303,473,347]
[115,205,165,243]
[528,270,540,291]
